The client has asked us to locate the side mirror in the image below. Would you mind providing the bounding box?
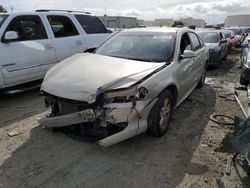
[181,50,196,59]
[2,31,19,43]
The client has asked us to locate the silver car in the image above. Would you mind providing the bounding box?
[39,27,209,146]
[197,30,228,67]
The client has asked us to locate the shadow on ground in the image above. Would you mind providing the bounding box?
[0,88,47,128]
[0,85,217,188]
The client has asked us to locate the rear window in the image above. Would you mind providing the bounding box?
[75,14,107,34]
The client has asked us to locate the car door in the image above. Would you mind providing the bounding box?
[44,14,86,62]
[0,14,57,87]
[188,32,204,85]
[176,32,195,97]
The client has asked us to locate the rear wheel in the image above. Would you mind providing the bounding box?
[147,90,174,136]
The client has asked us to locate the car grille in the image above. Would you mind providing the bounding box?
[58,101,91,115]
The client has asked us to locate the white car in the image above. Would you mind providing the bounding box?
[0,10,109,90]
[39,27,209,146]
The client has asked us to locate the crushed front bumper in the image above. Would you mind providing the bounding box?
[38,98,157,147]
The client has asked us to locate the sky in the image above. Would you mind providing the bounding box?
[1,0,250,24]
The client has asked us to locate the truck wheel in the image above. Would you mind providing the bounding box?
[240,76,248,85]
[197,64,206,88]
[147,90,173,137]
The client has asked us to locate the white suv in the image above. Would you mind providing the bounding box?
[0,10,109,90]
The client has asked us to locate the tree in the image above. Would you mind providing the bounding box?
[0,5,7,13]
[172,21,184,27]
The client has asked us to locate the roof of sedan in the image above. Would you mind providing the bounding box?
[196,29,221,33]
[121,27,183,33]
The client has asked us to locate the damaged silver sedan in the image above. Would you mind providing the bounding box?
[39,27,209,146]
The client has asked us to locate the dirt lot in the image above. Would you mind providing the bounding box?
[0,50,250,188]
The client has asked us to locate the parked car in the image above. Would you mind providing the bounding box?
[197,30,228,67]
[39,27,209,146]
[240,37,250,85]
[226,27,244,47]
[0,10,109,90]
[221,29,237,49]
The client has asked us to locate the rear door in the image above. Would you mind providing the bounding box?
[188,32,205,85]
[0,14,57,87]
[177,32,195,97]
[44,14,86,61]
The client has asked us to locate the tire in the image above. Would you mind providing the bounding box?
[147,90,174,137]
[240,76,248,85]
[197,64,207,88]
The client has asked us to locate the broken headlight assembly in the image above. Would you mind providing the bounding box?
[104,86,148,103]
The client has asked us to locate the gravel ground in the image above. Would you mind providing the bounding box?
[0,49,249,188]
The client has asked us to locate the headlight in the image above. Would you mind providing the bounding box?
[104,86,148,103]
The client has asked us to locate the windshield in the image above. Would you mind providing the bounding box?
[0,15,8,28]
[228,28,242,35]
[95,32,176,62]
[197,32,219,43]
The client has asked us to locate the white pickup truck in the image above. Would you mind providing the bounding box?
[0,10,109,90]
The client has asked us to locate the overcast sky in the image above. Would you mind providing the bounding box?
[1,0,250,24]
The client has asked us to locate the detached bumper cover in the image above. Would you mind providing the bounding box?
[38,109,97,128]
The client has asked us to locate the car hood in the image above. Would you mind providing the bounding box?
[41,53,165,103]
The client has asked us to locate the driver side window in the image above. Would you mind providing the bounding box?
[5,15,48,42]
[180,33,191,57]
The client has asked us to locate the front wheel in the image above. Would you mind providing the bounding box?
[147,90,174,137]
[240,76,248,85]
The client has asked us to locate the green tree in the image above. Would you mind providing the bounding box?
[0,5,7,13]
[172,21,184,27]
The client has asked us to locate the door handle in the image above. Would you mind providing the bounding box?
[44,44,54,50]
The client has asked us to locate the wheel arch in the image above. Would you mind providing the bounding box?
[161,84,178,107]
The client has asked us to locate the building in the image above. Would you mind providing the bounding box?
[99,15,137,28]
[193,19,206,28]
[154,19,174,27]
[225,15,250,27]
[177,17,205,28]
[179,17,193,27]
[137,19,154,27]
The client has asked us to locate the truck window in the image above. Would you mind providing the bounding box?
[47,15,79,38]
[75,14,108,34]
[5,15,48,41]
[0,15,8,28]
